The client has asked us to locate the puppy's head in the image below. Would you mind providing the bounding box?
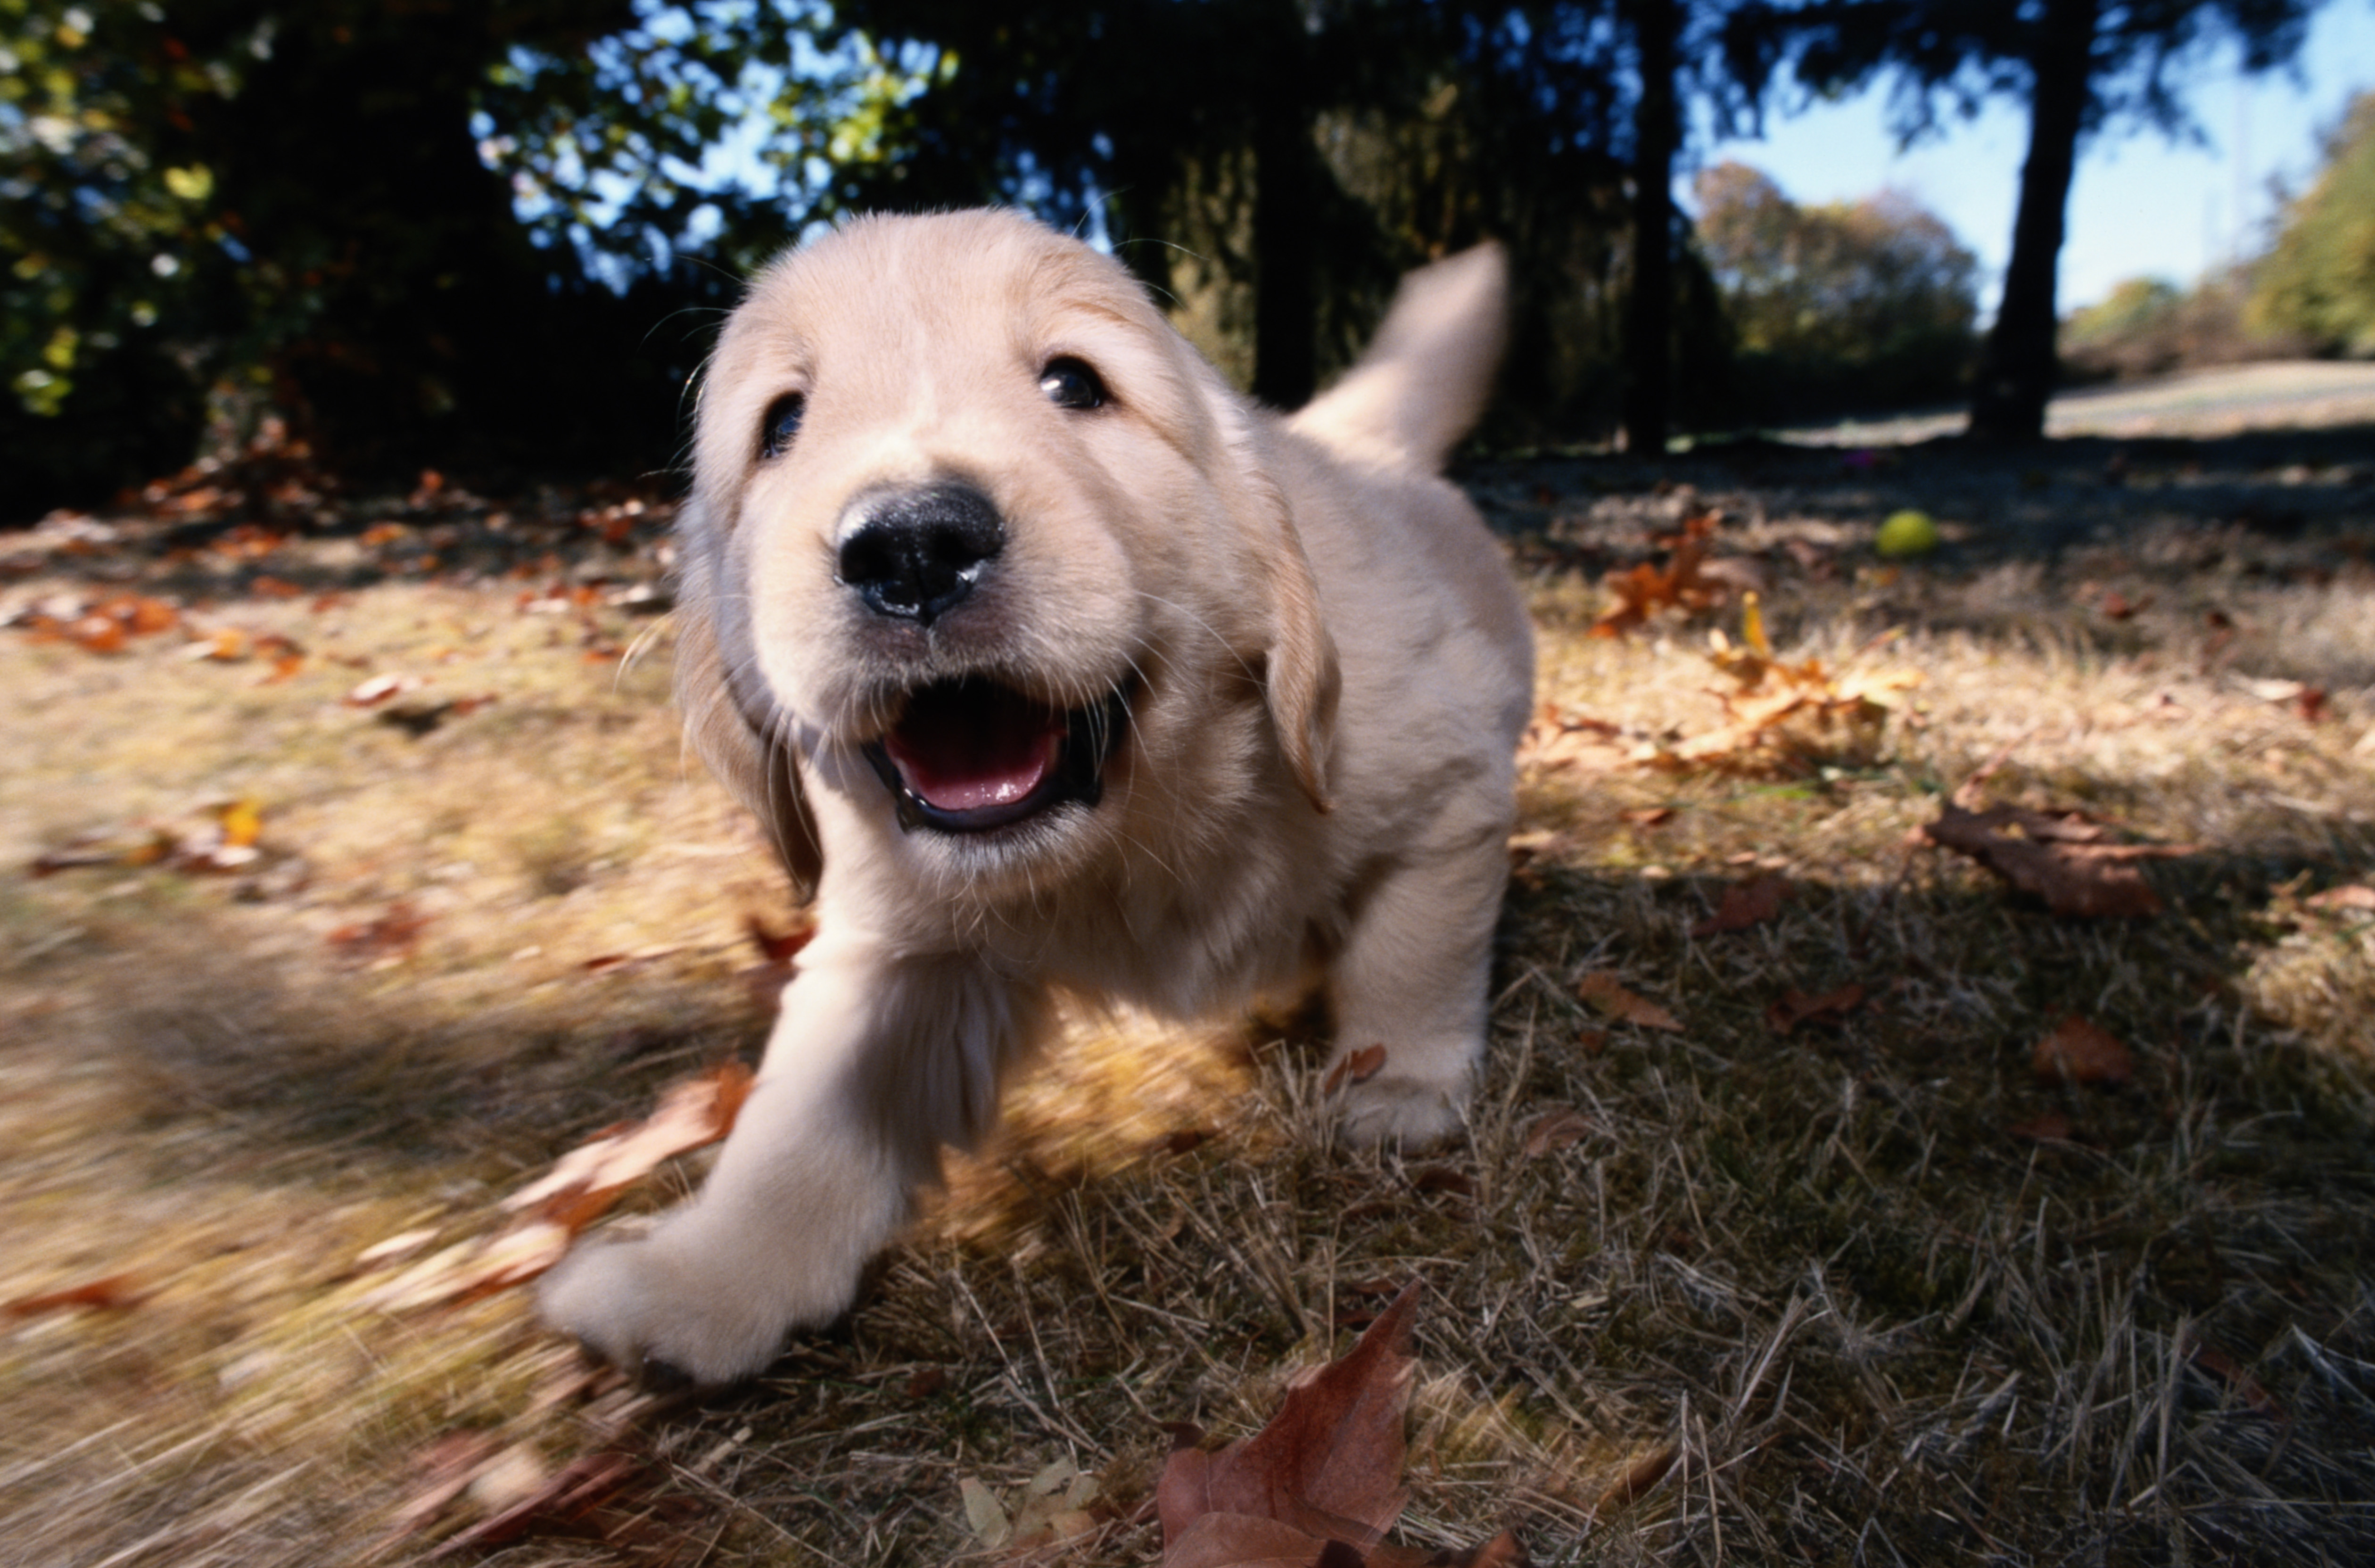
[677,211,1335,900]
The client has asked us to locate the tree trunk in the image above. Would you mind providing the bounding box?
[1623,0,1680,456]
[1969,0,2101,441]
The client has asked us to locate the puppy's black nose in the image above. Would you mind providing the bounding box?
[836,484,1004,626]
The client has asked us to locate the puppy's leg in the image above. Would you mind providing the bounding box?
[540,934,1040,1384]
[1324,832,1509,1146]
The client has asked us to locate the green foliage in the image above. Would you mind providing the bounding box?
[2251,91,2375,356]
[1693,160,1977,417]
[2062,271,2294,380]
[2065,275,2185,349]
[0,0,905,517]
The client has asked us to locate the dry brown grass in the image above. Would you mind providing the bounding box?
[4,419,2374,1566]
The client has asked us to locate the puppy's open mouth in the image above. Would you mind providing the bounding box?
[864,677,1129,834]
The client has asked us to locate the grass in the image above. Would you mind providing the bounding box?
[2,419,2373,1566]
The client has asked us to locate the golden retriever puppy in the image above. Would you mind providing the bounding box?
[541,210,1532,1383]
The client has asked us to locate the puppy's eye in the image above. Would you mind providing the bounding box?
[1038,357,1106,412]
[758,394,806,459]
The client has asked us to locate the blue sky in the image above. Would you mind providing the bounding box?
[1688,0,2375,314]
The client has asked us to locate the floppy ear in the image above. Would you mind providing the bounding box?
[672,547,825,897]
[1238,464,1341,814]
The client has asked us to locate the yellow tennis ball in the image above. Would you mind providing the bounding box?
[1875,509,1940,558]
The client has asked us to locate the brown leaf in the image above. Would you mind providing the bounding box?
[1765,982,1867,1035]
[2305,884,2375,913]
[5,1273,144,1316]
[2189,1343,2286,1420]
[367,1064,752,1310]
[1589,512,1730,638]
[2006,1113,2076,1144]
[506,1061,753,1223]
[1409,1165,1476,1199]
[429,1450,642,1556]
[1575,973,1682,1031]
[1519,1106,1593,1158]
[1159,1283,1421,1561]
[1691,873,1789,936]
[1921,801,2187,917]
[1321,1044,1388,1095]
[2032,1016,2134,1088]
[327,901,430,963]
[1516,709,1628,773]
[745,912,816,965]
[1592,1444,1677,1515]
[1619,806,1675,828]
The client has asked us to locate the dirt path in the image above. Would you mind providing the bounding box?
[1782,358,2375,446]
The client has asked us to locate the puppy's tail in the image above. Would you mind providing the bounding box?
[1289,241,1507,475]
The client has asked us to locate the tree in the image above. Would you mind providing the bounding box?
[2250,90,2375,355]
[1695,160,1978,413]
[1734,0,2326,440]
[836,1,1649,422]
[0,0,909,514]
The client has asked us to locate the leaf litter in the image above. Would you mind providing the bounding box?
[11,423,2375,1566]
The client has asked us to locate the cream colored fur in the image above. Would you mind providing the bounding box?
[540,211,1533,1383]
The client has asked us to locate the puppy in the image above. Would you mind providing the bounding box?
[541,210,1533,1383]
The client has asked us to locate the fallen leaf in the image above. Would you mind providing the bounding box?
[2006,1113,2076,1144]
[1575,973,1682,1032]
[1921,801,2189,917]
[1592,1444,1677,1515]
[328,902,430,964]
[345,671,426,706]
[1589,512,1731,637]
[429,1450,642,1555]
[1158,1283,1420,1561]
[1516,708,1629,774]
[4,1273,144,1316]
[1409,1165,1477,1199]
[1321,1044,1388,1095]
[1691,873,1789,936]
[505,1061,754,1225]
[368,1062,755,1311]
[2306,884,2375,913]
[1520,1106,1594,1158]
[2032,1016,2133,1088]
[2188,1343,2286,1420]
[1764,982,1867,1034]
[745,913,816,965]
[1619,806,1675,828]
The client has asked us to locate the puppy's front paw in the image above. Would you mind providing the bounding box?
[538,1226,809,1387]
[1335,1070,1466,1147]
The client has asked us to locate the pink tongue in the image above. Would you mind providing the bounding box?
[883,687,1064,813]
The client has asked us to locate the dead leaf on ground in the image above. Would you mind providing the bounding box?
[1156,1281,1413,1563]
[1765,982,1867,1035]
[1644,594,1921,772]
[4,1273,144,1316]
[1920,800,2191,917]
[364,1062,752,1310]
[2305,884,2375,914]
[1589,511,1731,637]
[2032,1016,2134,1088]
[2006,1113,2078,1144]
[1515,707,1630,774]
[1592,1444,1678,1516]
[1321,1044,1388,1095]
[327,901,431,964]
[1691,873,1790,936]
[1520,1106,1594,1158]
[1575,973,1682,1032]
[745,912,816,965]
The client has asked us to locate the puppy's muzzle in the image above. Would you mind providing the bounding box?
[835,483,1004,627]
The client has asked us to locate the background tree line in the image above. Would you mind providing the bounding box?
[1,0,2351,521]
